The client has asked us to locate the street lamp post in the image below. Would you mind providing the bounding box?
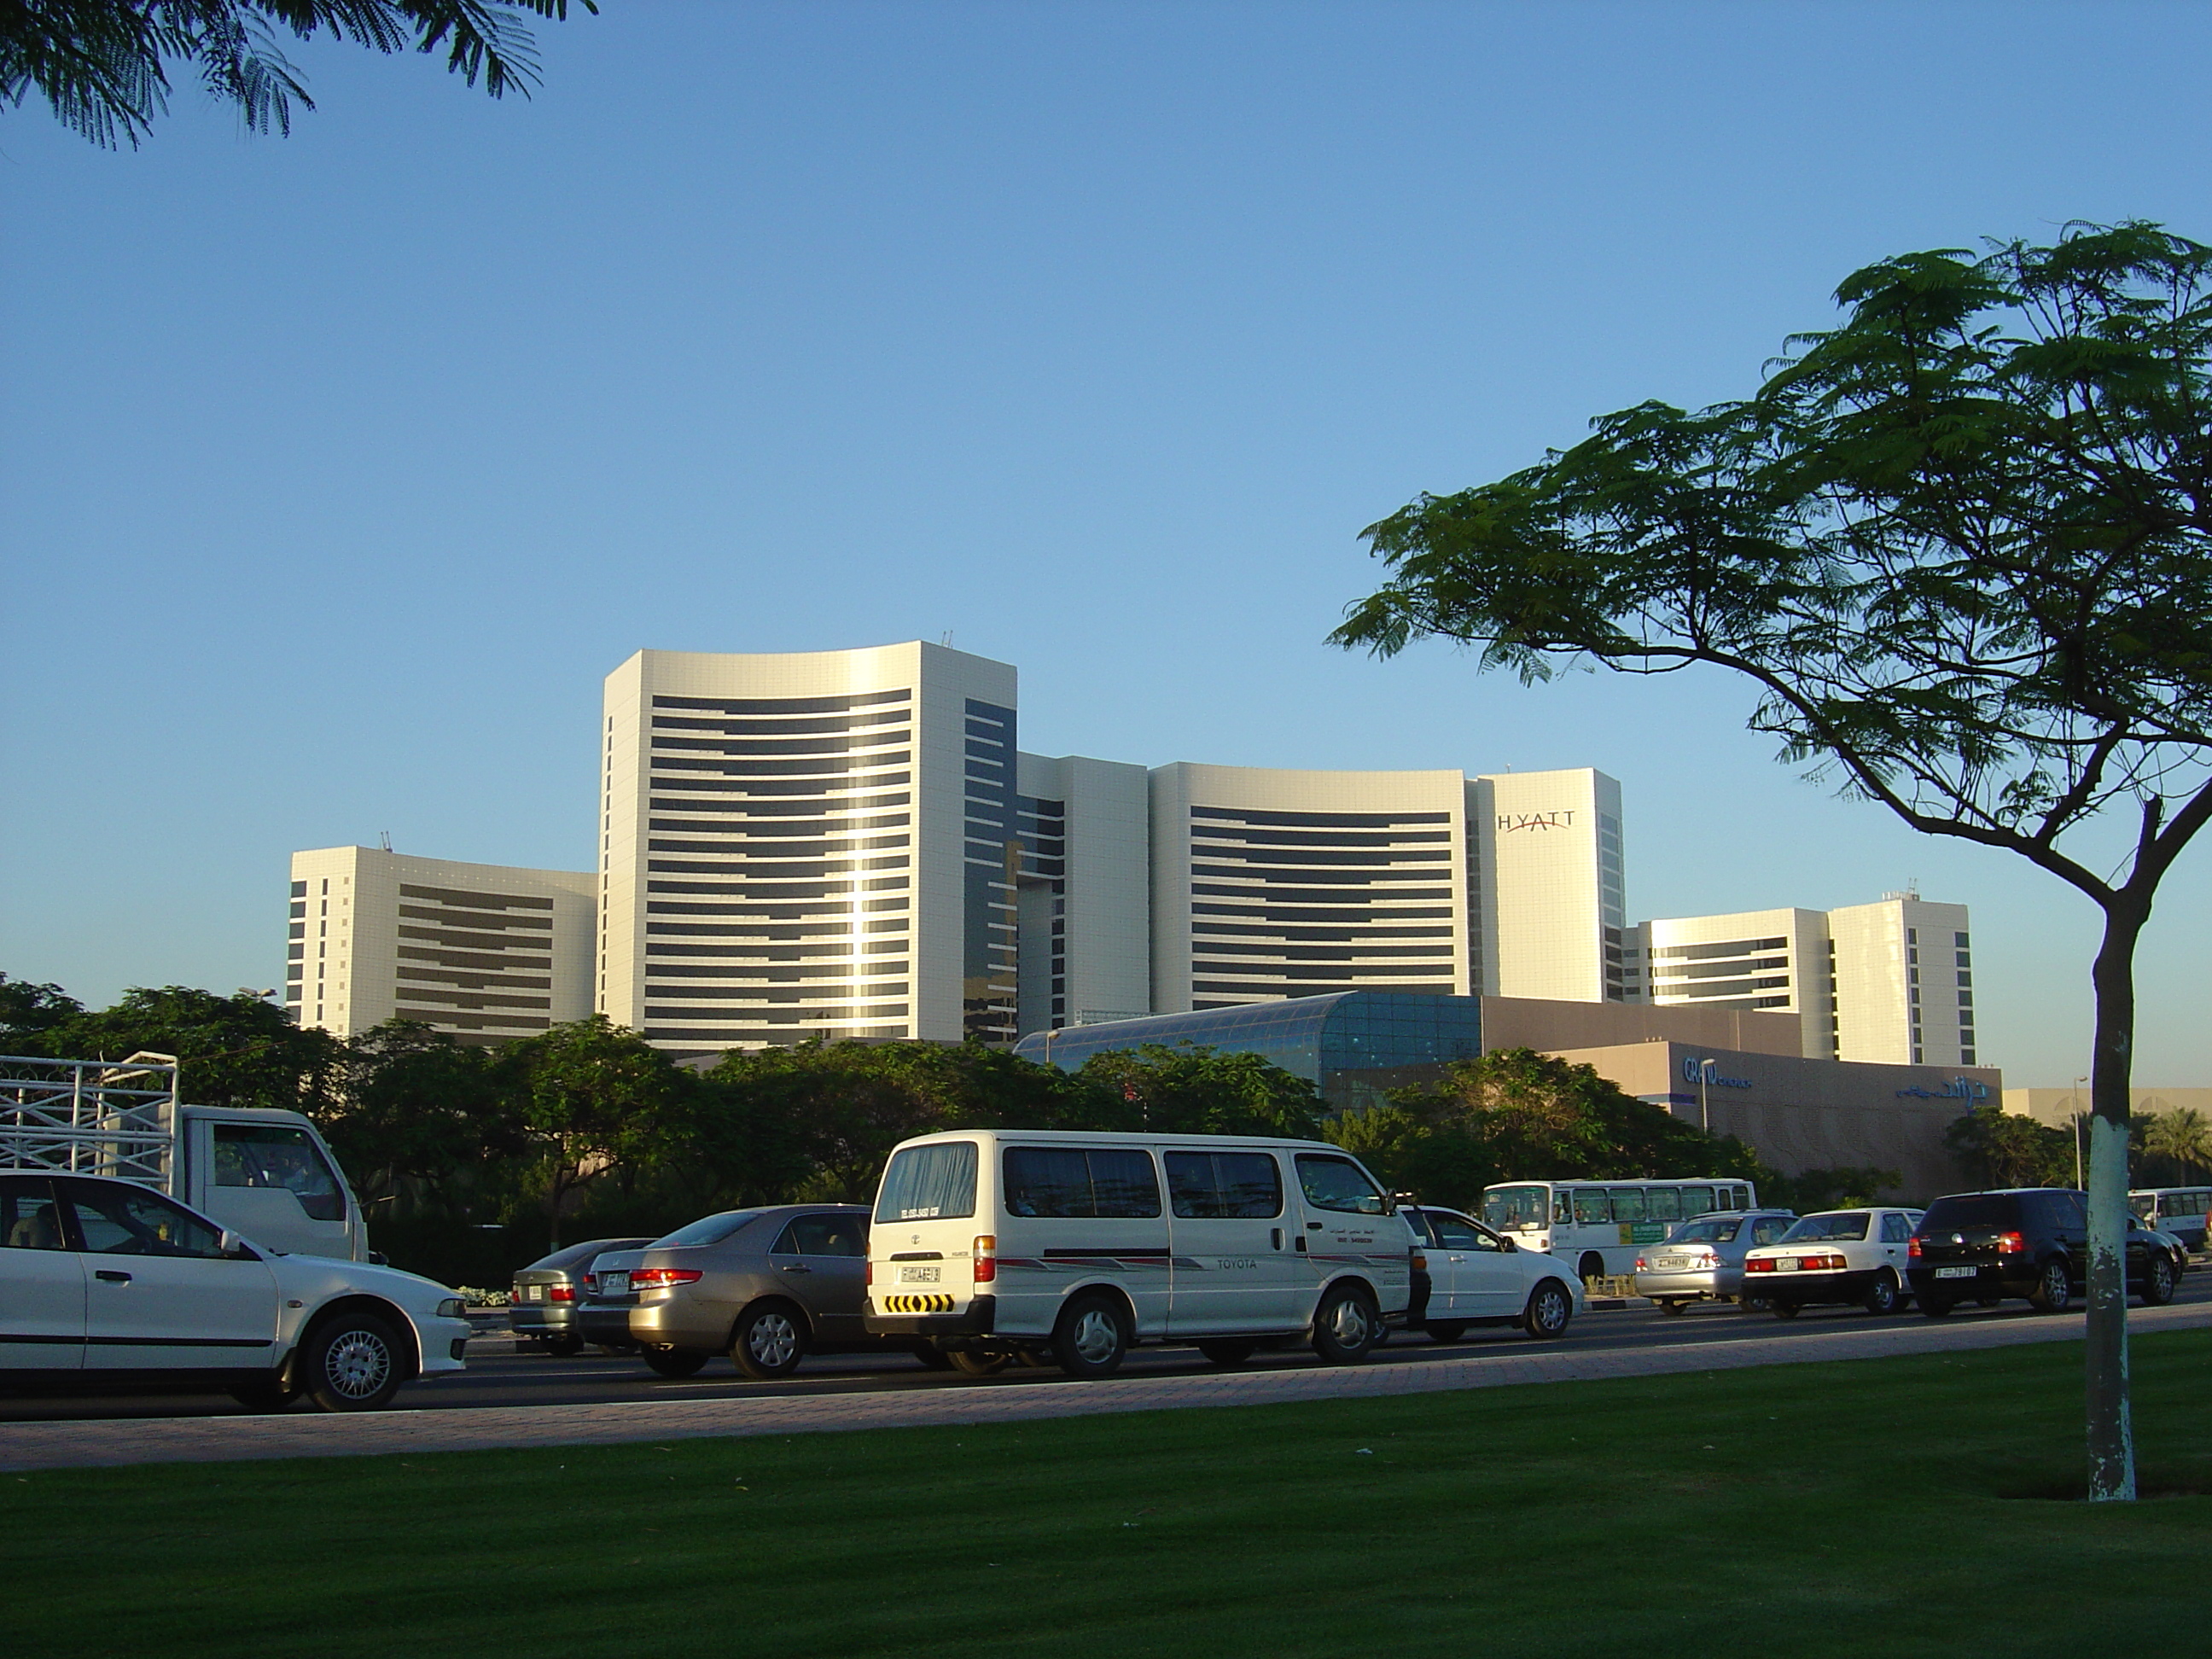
[1697,1058,1712,1134]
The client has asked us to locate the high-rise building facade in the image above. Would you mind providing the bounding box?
[1632,892,1976,1068]
[1631,905,1836,1059]
[286,847,594,1043]
[597,643,1020,1052]
[1147,764,1477,1015]
[1013,754,1151,1035]
[1472,769,1630,1004]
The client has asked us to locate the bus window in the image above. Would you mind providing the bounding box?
[1648,1189,1681,1222]
[1573,1190,1612,1226]
[1727,1185,1751,1209]
[1612,1188,1648,1225]
[1480,1185,1551,1231]
[1679,1185,1714,1217]
[2130,1193,2156,1220]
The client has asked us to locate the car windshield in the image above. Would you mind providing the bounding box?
[650,1211,760,1249]
[1481,1185,1549,1231]
[1667,1216,1742,1243]
[1781,1213,1871,1243]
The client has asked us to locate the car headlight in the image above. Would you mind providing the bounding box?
[436,1298,468,1318]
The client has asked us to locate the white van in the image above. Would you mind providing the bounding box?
[863,1129,1420,1377]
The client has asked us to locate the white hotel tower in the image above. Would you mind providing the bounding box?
[597,643,1021,1050]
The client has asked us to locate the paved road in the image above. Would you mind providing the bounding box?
[7,1296,2209,1473]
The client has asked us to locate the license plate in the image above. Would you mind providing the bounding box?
[899,1265,941,1284]
[603,1272,630,1295]
[1774,1258,1798,1272]
[1935,1266,1977,1279]
[527,1284,544,1302]
[1653,1256,1686,1270]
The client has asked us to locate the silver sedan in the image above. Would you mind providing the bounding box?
[1633,1210,1799,1313]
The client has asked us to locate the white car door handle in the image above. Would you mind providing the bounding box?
[95,1270,131,1284]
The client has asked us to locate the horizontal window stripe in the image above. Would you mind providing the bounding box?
[653,690,910,715]
[1191,806,1451,827]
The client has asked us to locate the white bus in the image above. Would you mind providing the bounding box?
[1481,1178,1760,1281]
[2129,1186,2210,1252]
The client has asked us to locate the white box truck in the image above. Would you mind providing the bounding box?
[0,1051,369,1261]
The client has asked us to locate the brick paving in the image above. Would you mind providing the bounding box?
[5,1300,2207,1473]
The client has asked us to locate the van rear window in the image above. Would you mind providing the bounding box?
[876,1142,979,1223]
[1003,1148,1161,1219]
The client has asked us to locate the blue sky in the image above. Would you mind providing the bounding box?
[4,1,2206,1086]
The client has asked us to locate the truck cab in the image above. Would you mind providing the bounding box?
[178,1107,368,1261]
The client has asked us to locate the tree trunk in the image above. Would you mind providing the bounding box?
[2086,900,2146,1503]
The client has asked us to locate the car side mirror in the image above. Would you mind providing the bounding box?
[219,1230,253,1260]
[1500,1237,1517,1252]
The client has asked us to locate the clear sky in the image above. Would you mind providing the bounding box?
[4,2,2207,1086]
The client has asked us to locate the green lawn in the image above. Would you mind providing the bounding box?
[7,1330,2209,1657]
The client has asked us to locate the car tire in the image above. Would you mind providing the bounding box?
[1739,1295,1772,1313]
[946,1348,1010,1376]
[1770,1300,1802,1320]
[731,1302,808,1380]
[2141,1255,2179,1307]
[1523,1279,1574,1341]
[1311,1283,1382,1365]
[1197,1340,1259,1367]
[910,1342,954,1370]
[1051,1291,1132,1379]
[2029,1259,2073,1314]
[298,1310,406,1412]
[1863,1273,1901,1316]
[545,1333,585,1359]
[1577,1252,1606,1284]
[1656,1300,1686,1316]
[643,1346,712,1379]
[227,1376,299,1413]
[1423,1322,1468,1343]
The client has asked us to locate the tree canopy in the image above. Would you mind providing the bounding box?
[2,0,594,148]
[1336,220,2212,1500]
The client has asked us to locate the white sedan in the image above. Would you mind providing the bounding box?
[1399,1204,1586,1341]
[2,1171,473,1411]
[1742,1207,1925,1318]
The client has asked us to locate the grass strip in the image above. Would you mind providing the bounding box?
[5,1329,2209,1657]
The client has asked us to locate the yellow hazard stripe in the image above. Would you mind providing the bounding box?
[879,1293,957,1313]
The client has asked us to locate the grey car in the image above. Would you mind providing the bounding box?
[584,1204,939,1381]
[510,1237,652,1356]
[1633,1209,1798,1313]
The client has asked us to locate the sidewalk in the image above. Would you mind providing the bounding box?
[5,1301,2206,1474]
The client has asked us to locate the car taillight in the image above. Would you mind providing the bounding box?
[548,1284,575,1302]
[1803,1254,1846,1272]
[582,1274,598,1293]
[510,1286,523,1305]
[1908,1237,1922,1258]
[1745,1258,1775,1273]
[1996,1231,2027,1255]
[1634,1257,1648,1271]
[631,1268,704,1289]
[973,1234,998,1284]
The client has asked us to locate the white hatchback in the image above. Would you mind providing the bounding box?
[1398,1204,1585,1342]
[2,1172,473,1411]
[1742,1207,1925,1318]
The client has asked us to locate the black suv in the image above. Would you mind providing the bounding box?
[1907,1188,2183,1316]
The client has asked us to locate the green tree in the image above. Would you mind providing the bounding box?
[498,1016,694,1247]
[1335,222,2212,1500]
[2142,1106,2212,1184]
[1946,1105,2077,1189]
[3,0,595,148]
[38,984,344,1113]
[1068,1045,1326,1139]
[323,1019,527,1207]
[0,974,84,1048]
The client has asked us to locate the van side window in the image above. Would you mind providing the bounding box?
[1167,1152,1284,1219]
[1004,1148,1161,1220]
[1293,1155,1387,1216]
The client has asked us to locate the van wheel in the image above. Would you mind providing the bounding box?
[1863,1273,1901,1316]
[1523,1280,1573,1340]
[1577,1252,1606,1283]
[1052,1292,1131,1379]
[2029,1260,2073,1313]
[1312,1284,1380,1365]
[731,1303,807,1380]
[643,1346,711,1378]
[2142,1255,2179,1306]
[1197,1340,1258,1367]
[1423,1322,1467,1343]
[299,1311,405,1412]
[946,1349,1010,1376]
